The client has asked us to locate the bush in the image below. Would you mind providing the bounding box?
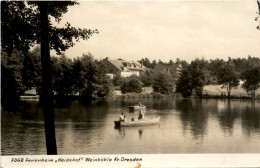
[152,72,173,94]
[112,74,123,86]
[120,75,143,94]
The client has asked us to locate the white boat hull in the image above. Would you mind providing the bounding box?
[128,105,146,112]
[114,117,160,127]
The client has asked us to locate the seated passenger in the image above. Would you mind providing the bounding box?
[139,102,144,107]
[138,110,144,120]
[119,112,126,121]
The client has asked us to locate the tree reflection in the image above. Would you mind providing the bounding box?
[241,101,260,136]
[1,119,45,155]
[1,99,23,113]
[216,99,239,135]
[176,99,208,140]
[151,98,175,110]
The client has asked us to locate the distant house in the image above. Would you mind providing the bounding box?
[101,57,146,78]
[208,75,218,85]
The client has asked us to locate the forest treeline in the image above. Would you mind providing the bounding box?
[2,47,260,101]
[137,56,260,99]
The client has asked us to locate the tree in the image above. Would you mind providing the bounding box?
[71,58,85,95]
[1,50,25,103]
[120,75,143,94]
[232,56,260,75]
[153,72,173,94]
[71,53,111,98]
[158,59,164,65]
[94,63,112,97]
[151,60,157,69]
[241,67,260,99]
[51,54,73,96]
[256,0,260,30]
[112,74,123,87]
[189,59,209,96]
[138,57,152,68]
[168,59,174,65]
[175,58,189,69]
[176,59,209,97]
[140,70,154,87]
[127,76,143,93]
[1,1,98,154]
[176,68,193,97]
[120,79,129,94]
[22,47,42,91]
[78,54,97,98]
[1,2,39,54]
[209,59,226,76]
[217,59,239,98]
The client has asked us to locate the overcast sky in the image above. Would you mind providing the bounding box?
[51,1,260,62]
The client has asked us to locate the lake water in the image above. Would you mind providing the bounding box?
[1,98,260,155]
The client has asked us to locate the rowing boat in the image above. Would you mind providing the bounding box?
[128,105,146,112]
[114,117,160,127]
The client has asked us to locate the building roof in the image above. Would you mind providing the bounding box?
[104,58,146,71]
[108,59,124,70]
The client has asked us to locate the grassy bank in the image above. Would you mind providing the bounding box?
[111,85,260,100]
[111,87,182,99]
[20,85,260,100]
[119,92,175,99]
[203,85,260,99]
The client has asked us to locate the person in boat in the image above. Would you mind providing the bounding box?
[119,112,126,121]
[138,110,144,120]
[139,102,144,107]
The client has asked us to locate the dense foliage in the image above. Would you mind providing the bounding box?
[1,1,98,55]
[152,72,174,94]
[3,49,260,99]
[241,66,260,98]
[2,49,112,99]
[120,75,143,94]
[73,54,112,98]
[217,60,240,97]
[140,70,154,87]
[176,57,260,98]
[176,59,209,97]
[1,50,25,102]
[112,74,123,87]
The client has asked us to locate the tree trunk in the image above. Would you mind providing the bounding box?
[227,84,231,98]
[252,88,256,99]
[39,2,57,155]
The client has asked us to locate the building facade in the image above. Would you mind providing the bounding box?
[101,57,146,78]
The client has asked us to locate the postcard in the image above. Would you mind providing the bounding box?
[1,1,260,167]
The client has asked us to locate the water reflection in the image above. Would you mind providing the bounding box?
[1,119,45,155]
[2,98,260,154]
[138,129,143,140]
[241,101,260,135]
[216,100,239,135]
[176,99,208,140]
[114,127,126,137]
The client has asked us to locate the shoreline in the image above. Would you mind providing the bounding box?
[19,92,260,100]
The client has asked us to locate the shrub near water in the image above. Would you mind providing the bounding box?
[152,72,173,94]
[120,75,143,94]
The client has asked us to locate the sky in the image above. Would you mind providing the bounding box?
[51,1,260,62]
